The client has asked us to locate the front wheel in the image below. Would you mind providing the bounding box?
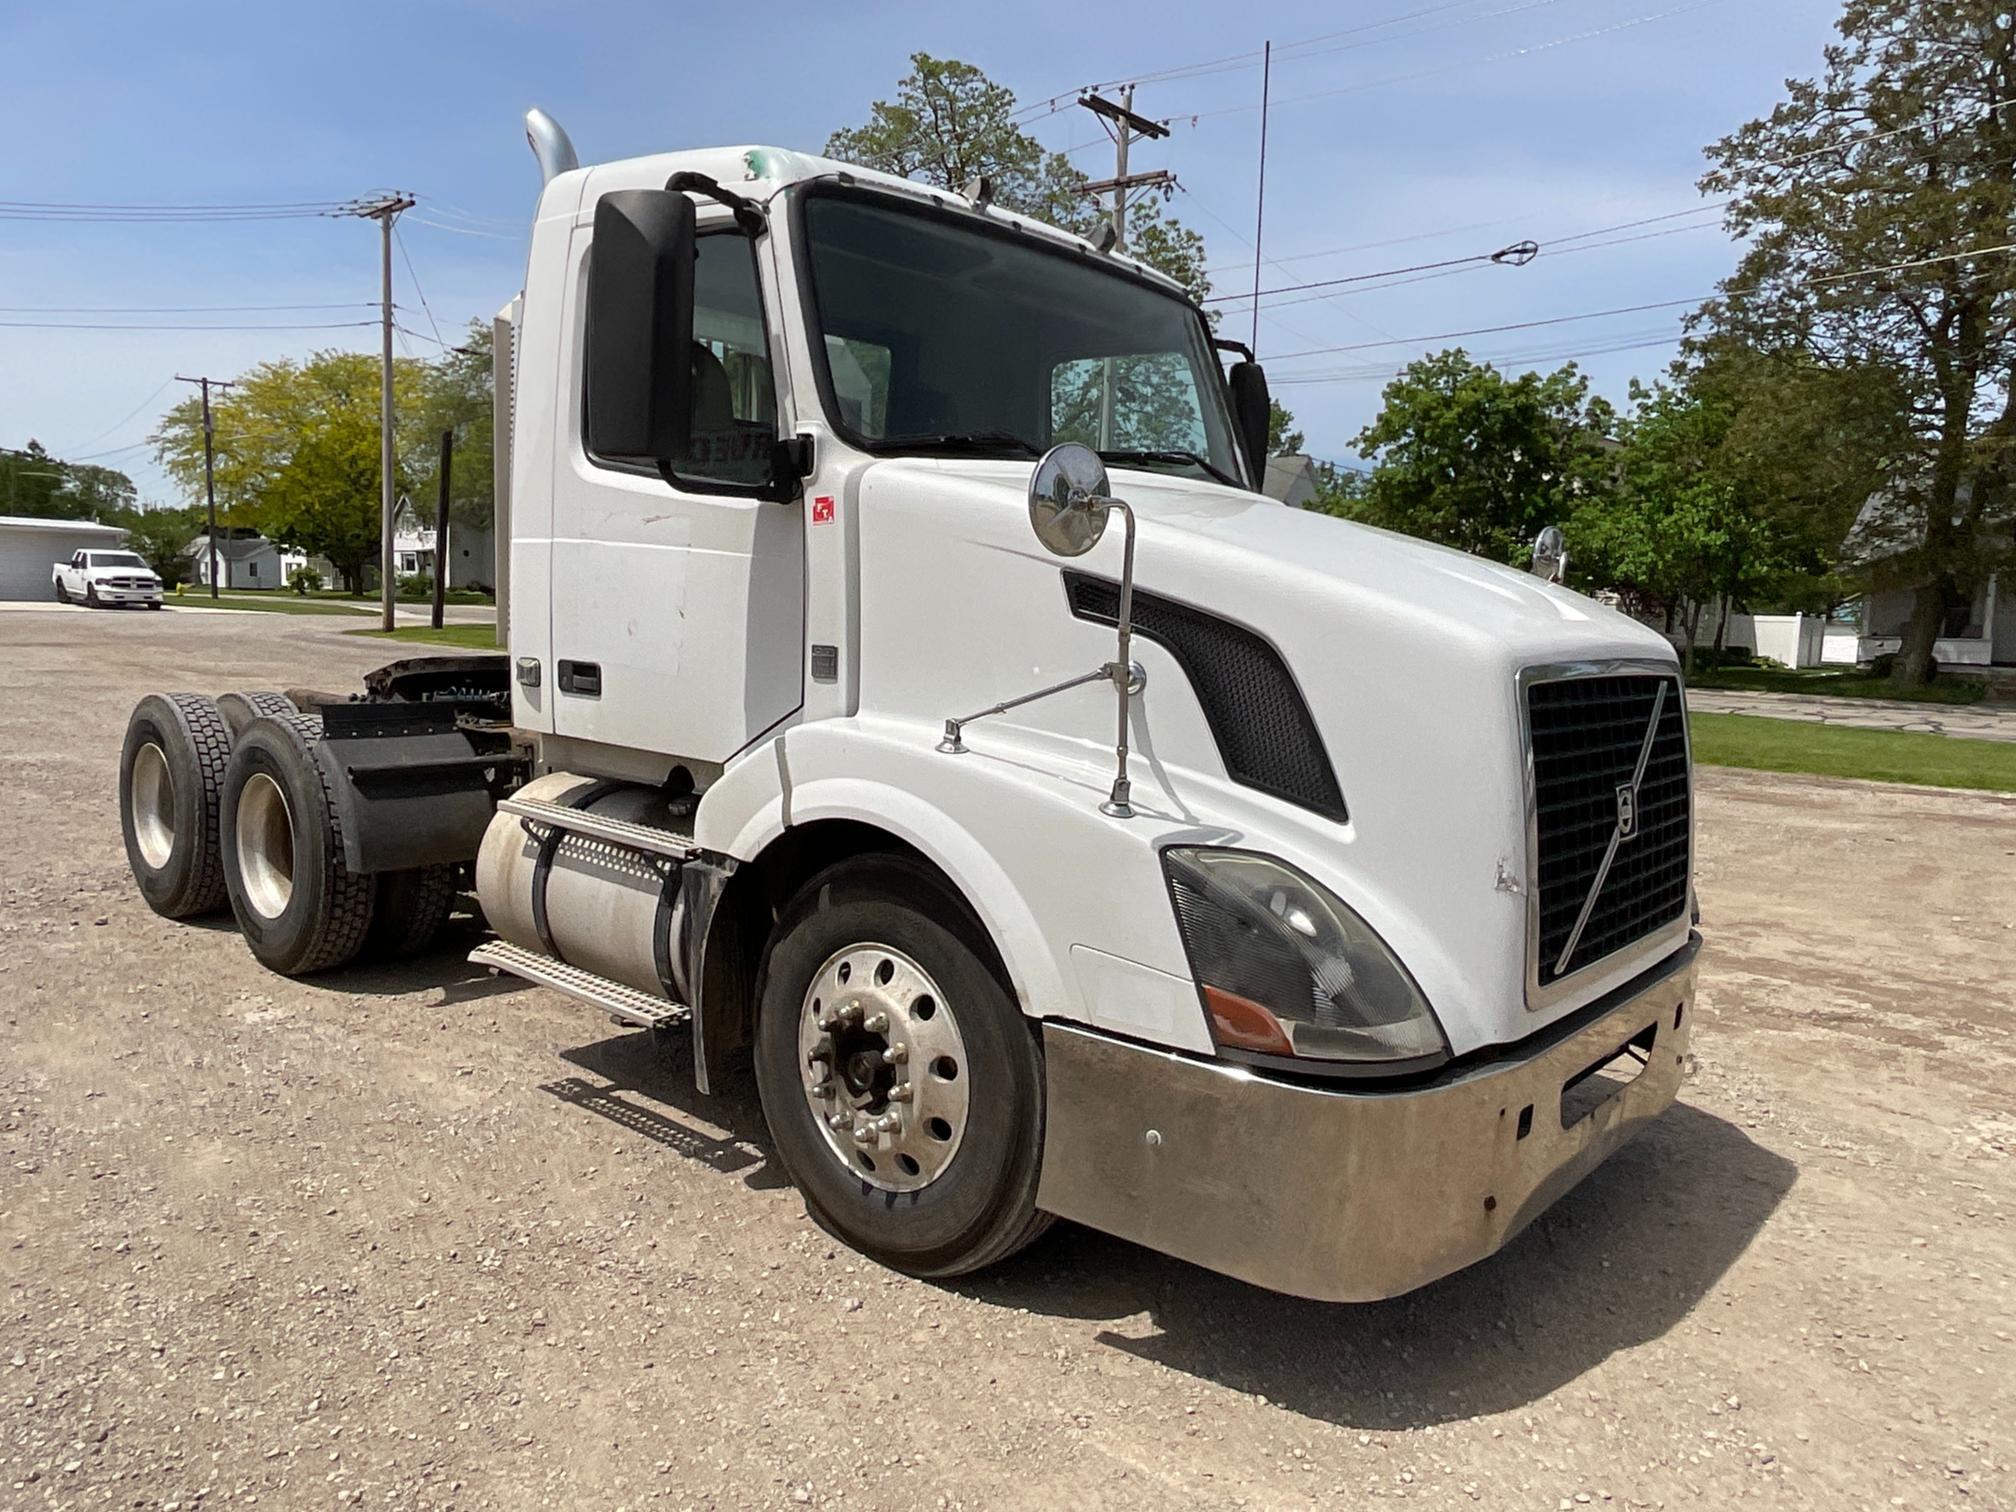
[85,583,100,607]
[752,857,1051,1279]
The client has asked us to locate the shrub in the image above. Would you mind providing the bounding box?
[396,572,436,602]
[288,565,324,595]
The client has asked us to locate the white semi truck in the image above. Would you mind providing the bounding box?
[114,112,1697,1302]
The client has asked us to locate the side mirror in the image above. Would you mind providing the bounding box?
[1027,442,1112,557]
[586,189,696,466]
[1227,361,1270,485]
[1530,524,1568,584]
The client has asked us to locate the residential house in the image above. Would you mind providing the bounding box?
[1842,480,2016,668]
[390,495,495,591]
[185,526,281,590]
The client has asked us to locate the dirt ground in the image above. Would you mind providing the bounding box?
[2,609,2012,1511]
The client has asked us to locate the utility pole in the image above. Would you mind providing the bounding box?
[175,375,234,598]
[1077,89,1173,447]
[1251,39,1273,355]
[347,193,416,631]
[431,429,452,631]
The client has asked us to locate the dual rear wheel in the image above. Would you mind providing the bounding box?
[119,693,458,974]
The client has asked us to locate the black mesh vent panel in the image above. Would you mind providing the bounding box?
[1528,672,1691,984]
[1065,573,1347,823]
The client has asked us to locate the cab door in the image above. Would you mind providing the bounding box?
[547,216,804,764]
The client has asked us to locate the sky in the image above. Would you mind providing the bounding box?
[0,0,1848,505]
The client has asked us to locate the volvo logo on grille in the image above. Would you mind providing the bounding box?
[1552,680,1671,977]
[1615,782,1639,839]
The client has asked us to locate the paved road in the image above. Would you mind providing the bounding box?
[0,599,494,626]
[1688,686,2016,743]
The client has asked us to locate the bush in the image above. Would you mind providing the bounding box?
[395,573,436,603]
[288,565,324,595]
[1869,652,1896,678]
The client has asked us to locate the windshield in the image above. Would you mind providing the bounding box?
[800,190,1245,486]
[91,552,148,569]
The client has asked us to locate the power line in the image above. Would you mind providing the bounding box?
[0,318,380,331]
[393,223,446,350]
[58,377,176,455]
[0,302,375,314]
[1268,296,1709,361]
[1206,241,1538,304]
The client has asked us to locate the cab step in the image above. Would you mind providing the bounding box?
[498,795,696,860]
[469,940,691,1031]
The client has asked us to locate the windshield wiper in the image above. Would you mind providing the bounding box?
[879,430,1041,457]
[1098,448,1241,489]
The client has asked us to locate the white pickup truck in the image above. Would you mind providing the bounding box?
[53,548,163,608]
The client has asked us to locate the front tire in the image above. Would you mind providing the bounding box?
[220,714,376,975]
[54,581,69,604]
[119,693,233,918]
[752,856,1051,1279]
[85,583,100,607]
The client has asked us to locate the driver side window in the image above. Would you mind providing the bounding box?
[584,230,779,491]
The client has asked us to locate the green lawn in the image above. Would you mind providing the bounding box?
[1690,712,2016,793]
[174,594,376,617]
[1687,664,1986,705]
[342,623,500,650]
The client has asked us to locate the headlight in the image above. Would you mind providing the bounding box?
[1163,848,1447,1069]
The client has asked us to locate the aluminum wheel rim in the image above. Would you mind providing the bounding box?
[131,741,175,870]
[235,771,296,921]
[798,943,971,1193]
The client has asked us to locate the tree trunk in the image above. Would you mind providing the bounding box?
[1893,580,1945,689]
[1683,599,1703,676]
[1714,596,1731,654]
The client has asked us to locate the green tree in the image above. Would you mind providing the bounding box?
[413,321,495,530]
[151,350,431,593]
[110,505,201,588]
[1267,400,1304,456]
[1350,350,1619,562]
[2,441,138,521]
[825,53,1210,299]
[1696,0,2016,687]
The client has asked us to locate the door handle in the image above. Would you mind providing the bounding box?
[557,660,601,697]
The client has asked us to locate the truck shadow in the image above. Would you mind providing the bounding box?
[544,1031,791,1192]
[957,1100,1794,1430]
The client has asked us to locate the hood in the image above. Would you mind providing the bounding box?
[892,457,1672,672]
[851,456,1682,1054]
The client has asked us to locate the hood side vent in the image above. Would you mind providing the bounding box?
[1064,572,1347,824]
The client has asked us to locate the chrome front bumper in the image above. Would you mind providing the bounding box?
[1036,937,1698,1303]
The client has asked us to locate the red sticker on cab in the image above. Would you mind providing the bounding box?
[812,495,835,524]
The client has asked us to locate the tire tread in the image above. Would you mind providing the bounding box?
[262,712,375,973]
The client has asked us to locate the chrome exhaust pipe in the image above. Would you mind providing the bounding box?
[524,108,579,185]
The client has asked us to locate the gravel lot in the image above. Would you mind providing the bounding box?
[3,609,2012,1510]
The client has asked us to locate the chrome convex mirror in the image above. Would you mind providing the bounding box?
[1028,442,1112,557]
[938,442,1144,820]
[1530,523,1568,585]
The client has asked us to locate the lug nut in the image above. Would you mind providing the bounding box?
[839,1002,863,1025]
[863,1012,889,1033]
[878,1113,900,1132]
[888,1082,913,1103]
[808,1035,835,1062]
[809,1079,833,1098]
[882,1043,908,1065]
[852,1125,875,1145]
[827,1111,850,1129]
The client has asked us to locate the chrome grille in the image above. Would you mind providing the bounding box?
[1526,668,1690,991]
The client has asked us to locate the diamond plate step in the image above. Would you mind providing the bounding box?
[497,795,697,859]
[470,941,690,1030]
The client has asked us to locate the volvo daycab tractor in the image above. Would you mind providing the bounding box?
[115,111,1699,1302]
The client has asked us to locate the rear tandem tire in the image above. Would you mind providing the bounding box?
[365,865,460,960]
[119,693,234,919]
[220,713,377,975]
[216,690,299,743]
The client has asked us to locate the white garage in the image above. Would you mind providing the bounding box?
[0,515,129,601]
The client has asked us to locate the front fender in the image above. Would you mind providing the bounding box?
[695,718,1215,1057]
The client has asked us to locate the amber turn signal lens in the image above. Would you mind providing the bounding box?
[1203,986,1295,1057]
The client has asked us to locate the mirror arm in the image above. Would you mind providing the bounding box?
[1102,500,1138,818]
[937,666,1117,754]
[663,172,766,236]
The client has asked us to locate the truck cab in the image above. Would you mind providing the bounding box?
[118,118,1698,1303]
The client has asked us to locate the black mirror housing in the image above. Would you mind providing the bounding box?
[586,189,697,465]
[1227,361,1270,485]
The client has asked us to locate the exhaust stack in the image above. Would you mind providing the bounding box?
[525,108,579,185]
